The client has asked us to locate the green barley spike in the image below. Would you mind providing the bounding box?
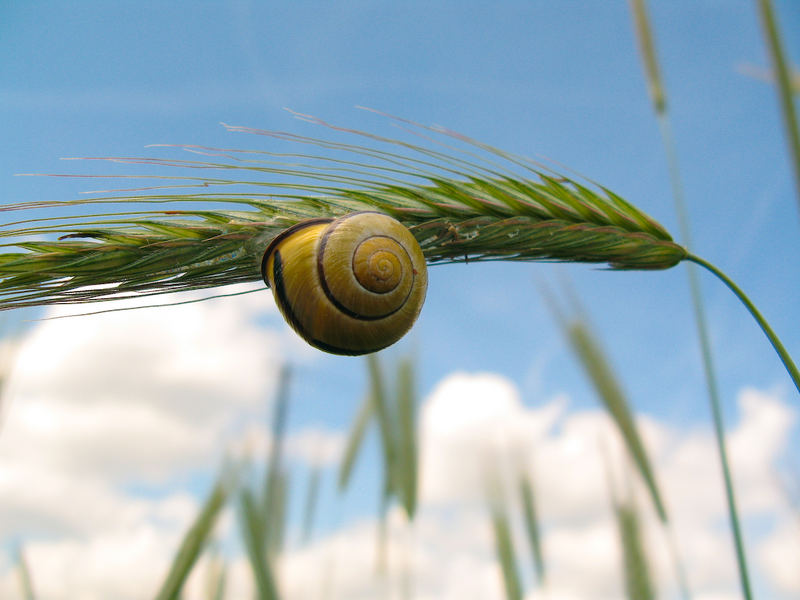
[0,117,687,312]
[3,116,797,395]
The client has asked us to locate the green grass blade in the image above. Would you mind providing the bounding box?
[263,365,291,554]
[204,550,227,600]
[628,0,666,114]
[15,544,36,600]
[154,466,236,600]
[209,568,226,600]
[565,311,694,597]
[519,473,546,586]
[366,354,397,499]
[267,469,289,555]
[337,393,374,492]
[602,447,655,600]
[489,496,523,600]
[565,319,668,523]
[615,500,656,600]
[756,0,800,211]
[302,465,322,543]
[238,488,280,600]
[685,252,800,600]
[395,357,418,519]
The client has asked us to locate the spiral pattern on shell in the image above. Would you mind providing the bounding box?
[261,212,428,355]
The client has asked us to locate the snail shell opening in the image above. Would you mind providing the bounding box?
[262,212,427,355]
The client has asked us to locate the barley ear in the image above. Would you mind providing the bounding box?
[0,120,687,312]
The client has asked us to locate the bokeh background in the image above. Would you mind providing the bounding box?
[1,2,799,599]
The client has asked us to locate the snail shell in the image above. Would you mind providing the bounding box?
[261,211,427,356]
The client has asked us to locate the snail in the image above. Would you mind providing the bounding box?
[261,211,428,355]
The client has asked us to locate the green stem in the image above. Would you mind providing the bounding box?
[683,255,753,600]
[655,116,751,600]
[687,253,800,394]
[655,113,726,600]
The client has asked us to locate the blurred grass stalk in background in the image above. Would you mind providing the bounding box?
[544,283,690,598]
[624,0,800,597]
[145,354,422,599]
[15,544,36,600]
[338,355,420,520]
[203,547,227,600]
[339,354,420,577]
[486,480,524,600]
[301,462,322,544]
[518,469,546,588]
[603,449,657,600]
[154,462,239,600]
[754,0,800,210]
[151,367,292,600]
[261,366,291,557]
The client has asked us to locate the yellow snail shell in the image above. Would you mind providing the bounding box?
[261,211,428,355]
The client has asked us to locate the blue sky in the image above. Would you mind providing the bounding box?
[1,2,799,599]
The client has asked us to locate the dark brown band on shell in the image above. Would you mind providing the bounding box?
[272,249,382,355]
[261,217,334,287]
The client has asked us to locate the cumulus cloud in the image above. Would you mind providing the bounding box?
[412,372,798,600]
[284,426,345,467]
[0,285,325,586]
[756,514,800,594]
[420,372,565,506]
[0,304,798,600]
[223,372,796,600]
[279,506,504,600]
[5,285,290,421]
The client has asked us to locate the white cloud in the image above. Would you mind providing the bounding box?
[285,426,345,467]
[0,302,797,600]
[756,514,800,594]
[420,372,565,506]
[279,506,505,600]
[0,398,212,482]
[0,285,320,546]
[414,371,798,600]
[0,286,287,540]
[0,498,199,600]
[4,285,289,422]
